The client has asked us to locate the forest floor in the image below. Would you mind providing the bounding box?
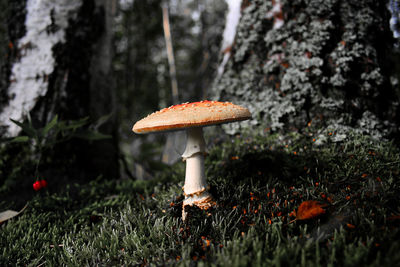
[1,131,400,266]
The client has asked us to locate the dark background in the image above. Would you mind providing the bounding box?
[0,0,399,189]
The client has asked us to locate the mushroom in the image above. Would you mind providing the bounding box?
[132,100,251,220]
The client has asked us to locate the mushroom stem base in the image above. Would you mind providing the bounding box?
[182,191,216,221]
[181,127,216,221]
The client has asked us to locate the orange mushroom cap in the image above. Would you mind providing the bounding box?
[132,100,251,134]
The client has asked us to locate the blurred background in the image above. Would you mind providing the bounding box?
[1,0,400,193]
[0,0,230,188]
[114,0,227,179]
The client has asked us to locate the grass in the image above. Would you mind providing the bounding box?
[1,131,400,266]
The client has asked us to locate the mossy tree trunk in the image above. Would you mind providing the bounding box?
[214,0,399,139]
[0,0,119,179]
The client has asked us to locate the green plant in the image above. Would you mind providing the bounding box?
[2,114,111,184]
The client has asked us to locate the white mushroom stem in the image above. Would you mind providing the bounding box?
[183,153,206,195]
[182,127,214,214]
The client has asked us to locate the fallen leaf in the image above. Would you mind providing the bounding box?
[346,223,356,229]
[0,204,28,224]
[281,62,290,68]
[0,210,18,223]
[296,200,326,220]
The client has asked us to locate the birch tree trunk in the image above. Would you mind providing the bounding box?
[0,0,118,179]
[213,0,400,140]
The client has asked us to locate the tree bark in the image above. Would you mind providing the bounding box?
[213,0,399,140]
[0,0,118,179]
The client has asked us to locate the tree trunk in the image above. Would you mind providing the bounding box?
[213,0,399,140]
[0,0,118,179]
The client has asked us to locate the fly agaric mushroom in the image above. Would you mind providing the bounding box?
[132,100,251,220]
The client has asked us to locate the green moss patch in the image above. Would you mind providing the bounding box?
[1,132,400,266]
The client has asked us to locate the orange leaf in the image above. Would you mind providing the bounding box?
[280,62,290,68]
[346,223,356,229]
[296,200,326,220]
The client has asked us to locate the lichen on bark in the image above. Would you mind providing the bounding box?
[213,0,399,139]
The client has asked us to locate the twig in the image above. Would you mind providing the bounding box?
[162,3,179,104]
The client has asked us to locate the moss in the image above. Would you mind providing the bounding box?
[213,0,399,140]
[1,131,400,265]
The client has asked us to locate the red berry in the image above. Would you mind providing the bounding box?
[33,181,41,191]
[40,180,48,188]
